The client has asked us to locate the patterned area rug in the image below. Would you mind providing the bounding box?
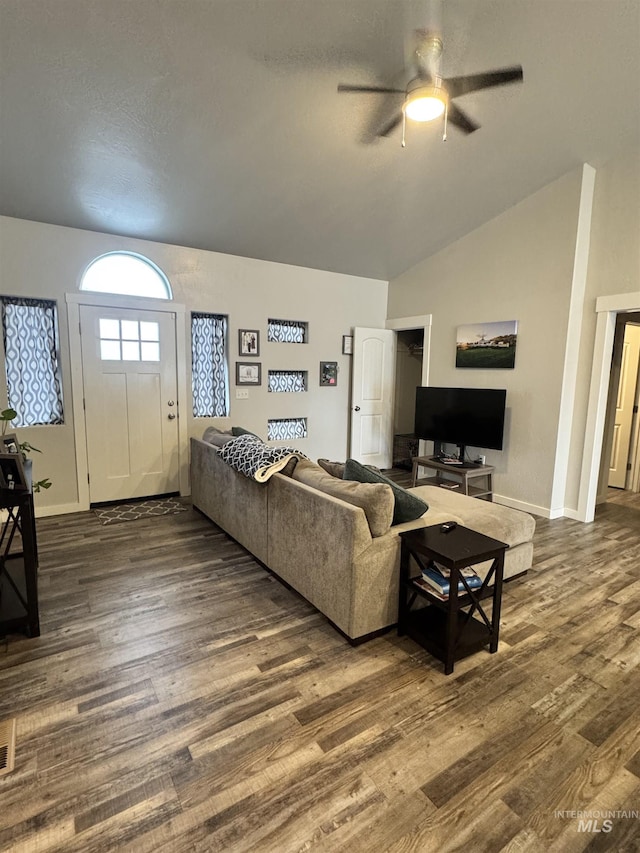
[93,497,189,525]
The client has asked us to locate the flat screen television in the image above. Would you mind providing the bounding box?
[414,386,506,461]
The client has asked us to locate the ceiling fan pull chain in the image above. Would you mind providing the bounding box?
[402,110,407,148]
[443,102,448,142]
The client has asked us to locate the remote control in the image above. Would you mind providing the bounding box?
[440,521,458,533]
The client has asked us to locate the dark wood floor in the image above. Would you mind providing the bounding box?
[1,484,640,852]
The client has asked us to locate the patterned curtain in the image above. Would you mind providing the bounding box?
[1,297,64,426]
[268,370,307,393]
[191,313,229,417]
[267,417,307,441]
[267,318,307,343]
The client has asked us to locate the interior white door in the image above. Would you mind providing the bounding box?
[608,323,640,488]
[80,305,180,503]
[350,327,396,469]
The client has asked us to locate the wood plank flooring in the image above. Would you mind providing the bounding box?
[1,485,640,852]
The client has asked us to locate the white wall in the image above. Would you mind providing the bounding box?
[0,216,388,514]
[563,148,640,510]
[387,169,584,514]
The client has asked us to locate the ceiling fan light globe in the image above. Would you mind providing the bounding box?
[404,95,446,122]
[403,84,447,122]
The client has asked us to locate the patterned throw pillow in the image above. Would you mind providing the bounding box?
[343,458,428,525]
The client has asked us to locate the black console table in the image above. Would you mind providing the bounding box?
[398,524,507,674]
[0,489,40,639]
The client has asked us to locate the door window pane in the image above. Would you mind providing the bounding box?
[100,340,121,360]
[122,341,140,361]
[121,320,139,340]
[99,318,160,362]
[140,321,159,341]
[141,341,160,361]
[99,318,120,339]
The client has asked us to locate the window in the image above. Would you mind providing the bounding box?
[267,318,308,343]
[99,319,160,361]
[80,252,172,299]
[268,370,307,393]
[1,297,64,426]
[267,417,307,441]
[191,313,229,417]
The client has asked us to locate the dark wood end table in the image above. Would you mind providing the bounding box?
[398,523,508,674]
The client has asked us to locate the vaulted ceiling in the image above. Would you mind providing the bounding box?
[1,0,638,281]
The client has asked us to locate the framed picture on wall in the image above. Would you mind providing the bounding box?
[236,362,262,385]
[342,335,353,355]
[320,361,338,386]
[1,433,20,455]
[239,329,260,357]
[455,320,518,369]
[0,452,28,490]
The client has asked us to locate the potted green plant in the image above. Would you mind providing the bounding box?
[0,408,52,493]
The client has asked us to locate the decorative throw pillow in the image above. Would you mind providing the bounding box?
[232,426,259,438]
[202,426,234,447]
[317,459,345,479]
[292,458,394,538]
[343,458,429,525]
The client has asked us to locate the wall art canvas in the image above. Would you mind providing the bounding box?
[456,320,518,369]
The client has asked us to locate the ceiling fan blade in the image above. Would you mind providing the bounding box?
[377,111,403,137]
[447,103,479,134]
[444,66,523,99]
[337,84,405,95]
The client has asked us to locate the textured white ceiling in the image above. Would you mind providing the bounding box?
[1,0,639,280]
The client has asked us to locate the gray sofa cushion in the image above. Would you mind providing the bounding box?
[292,458,394,538]
[317,458,345,478]
[344,458,429,525]
[409,485,535,548]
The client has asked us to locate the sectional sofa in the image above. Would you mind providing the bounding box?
[190,436,536,643]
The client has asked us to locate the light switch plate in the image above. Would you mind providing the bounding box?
[236,389,249,399]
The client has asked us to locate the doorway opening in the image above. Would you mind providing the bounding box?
[601,312,640,500]
[392,328,424,470]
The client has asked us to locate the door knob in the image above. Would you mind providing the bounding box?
[167,400,175,406]
[354,406,361,411]
[168,413,176,420]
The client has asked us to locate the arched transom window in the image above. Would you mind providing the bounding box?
[80,252,172,299]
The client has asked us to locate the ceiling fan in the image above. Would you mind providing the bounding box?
[337,29,523,145]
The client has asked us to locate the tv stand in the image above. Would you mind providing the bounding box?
[411,456,494,501]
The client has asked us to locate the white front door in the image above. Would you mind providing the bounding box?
[609,323,640,488]
[350,327,396,469]
[80,305,180,503]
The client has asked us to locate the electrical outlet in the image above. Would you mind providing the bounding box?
[235,389,249,400]
[477,454,486,465]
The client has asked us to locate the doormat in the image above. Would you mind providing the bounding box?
[0,718,16,777]
[93,497,189,525]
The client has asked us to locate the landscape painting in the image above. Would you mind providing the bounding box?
[456,320,518,369]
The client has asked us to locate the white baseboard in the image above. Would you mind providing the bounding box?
[493,494,554,518]
[34,501,85,518]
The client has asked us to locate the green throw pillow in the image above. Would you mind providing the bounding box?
[343,458,428,525]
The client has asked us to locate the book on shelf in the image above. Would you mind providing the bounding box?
[430,560,481,582]
[420,563,482,596]
[412,577,448,600]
